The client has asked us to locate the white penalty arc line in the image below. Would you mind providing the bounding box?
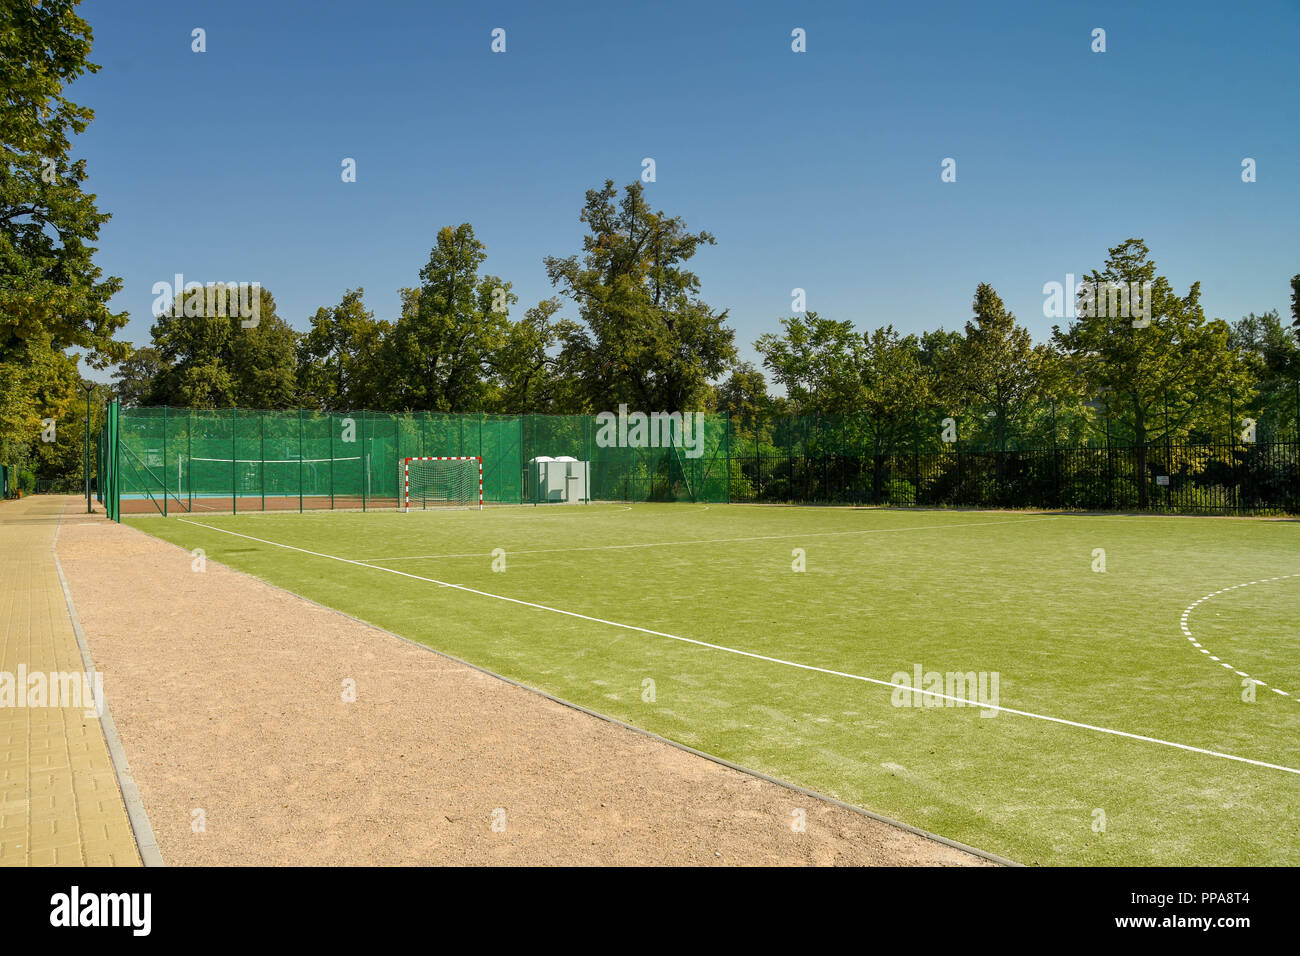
[176,518,1300,777]
[1180,574,1300,701]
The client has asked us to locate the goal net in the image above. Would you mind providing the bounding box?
[402,457,483,511]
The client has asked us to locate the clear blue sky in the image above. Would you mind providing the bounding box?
[73,0,1299,380]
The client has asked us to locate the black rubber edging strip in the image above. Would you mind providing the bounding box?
[54,502,165,867]
[124,516,1021,868]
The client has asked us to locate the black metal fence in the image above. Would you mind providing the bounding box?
[727,440,1300,514]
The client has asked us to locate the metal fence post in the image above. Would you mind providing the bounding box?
[231,407,237,515]
[161,406,168,517]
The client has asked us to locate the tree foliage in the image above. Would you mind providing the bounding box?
[297,288,389,410]
[0,0,125,367]
[146,287,296,409]
[545,181,736,411]
[386,224,512,412]
[0,0,125,488]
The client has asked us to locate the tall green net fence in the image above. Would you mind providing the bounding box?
[100,395,1299,518]
[105,407,731,516]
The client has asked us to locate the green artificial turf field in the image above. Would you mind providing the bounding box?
[128,503,1300,865]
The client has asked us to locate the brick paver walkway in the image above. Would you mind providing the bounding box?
[0,495,139,866]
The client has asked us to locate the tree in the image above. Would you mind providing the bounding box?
[229,288,297,408]
[545,181,736,411]
[0,0,126,367]
[754,312,865,414]
[147,286,297,408]
[1230,310,1300,438]
[0,0,126,475]
[0,334,79,483]
[488,297,579,413]
[110,346,167,406]
[714,362,771,424]
[297,288,389,410]
[940,283,1054,451]
[919,328,962,376]
[387,225,512,412]
[30,376,107,493]
[1291,274,1300,333]
[1053,239,1251,507]
[857,325,935,497]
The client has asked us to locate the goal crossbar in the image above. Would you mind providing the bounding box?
[402,456,483,511]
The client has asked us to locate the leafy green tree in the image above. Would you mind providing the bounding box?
[919,328,961,374]
[297,288,390,410]
[1053,239,1251,506]
[856,325,935,495]
[1,0,126,471]
[229,289,297,408]
[387,225,512,412]
[0,0,125,366]
[545,181,736,411]
[940,283,1055,451]
[147,286,297,408]
[714,361,771,424]
[755,316,937,496]
[31,377,107,493]
[0,335,78,479]
[754,312,866,414]
[110,345,167,406]
[488,297,579,413]
[1290,274,1300,333]
[1231,310,1300,438]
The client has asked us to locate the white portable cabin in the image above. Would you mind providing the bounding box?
[527,456,589,503]
[552,456,589,503]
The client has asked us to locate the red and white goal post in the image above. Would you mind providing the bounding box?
[402,457,483,511]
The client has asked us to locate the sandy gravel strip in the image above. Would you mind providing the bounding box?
[56,506,996,866]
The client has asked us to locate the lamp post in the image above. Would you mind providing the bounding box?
[81,382,94,513]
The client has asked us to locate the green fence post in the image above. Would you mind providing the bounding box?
[298,408,304,513]
[523,414,531,506]
[724,411,731,504]
[231,407,238,515]
[161,406,168,517]
[112,400,121,522]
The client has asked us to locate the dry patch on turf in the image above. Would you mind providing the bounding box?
[56,507,990,866]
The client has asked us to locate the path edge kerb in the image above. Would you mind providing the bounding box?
[55,502,164,867]
[121,514,1018,868]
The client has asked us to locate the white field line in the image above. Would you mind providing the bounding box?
[1179,574,1300,701]
[355,514,1062,562]
[174,518,1300,777]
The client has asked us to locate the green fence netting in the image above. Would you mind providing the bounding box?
[101,396,1299,518]
[105,406,733,516]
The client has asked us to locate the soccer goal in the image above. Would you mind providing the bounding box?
[402,456,483,511]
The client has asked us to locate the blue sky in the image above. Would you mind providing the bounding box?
[74,0,1299,380]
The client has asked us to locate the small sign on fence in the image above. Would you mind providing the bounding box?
[1156,475,1170,486]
